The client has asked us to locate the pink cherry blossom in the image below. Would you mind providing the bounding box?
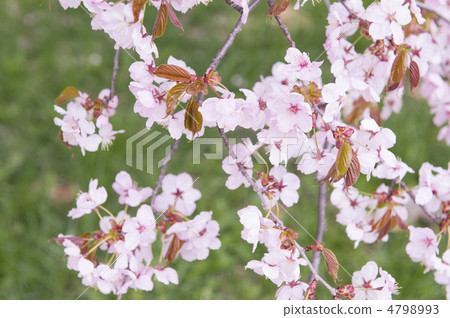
[352,261,398,300]
[165,211,221,261]
[68,179,107,219]
[222,143,254,190]
[153,266,179,285]
[284,47,323,82]
[112,171,152,207]
[122,205,157,250]
[154,173,201,216]
[366,0,412,45]
[406,226,439,271]
[276,281,309,300]
[265,166,301,208]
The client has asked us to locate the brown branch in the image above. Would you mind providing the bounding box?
[207,0,264,72]
[323,0,330,10]
[150,138,181,211]
[267,0,296,47]
[416,2,450,25]
[225,0,244,13]
[109,47,120,100]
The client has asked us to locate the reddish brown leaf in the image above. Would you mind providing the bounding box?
[345,151,360,187]
[165,82,188,117]
[132,0,147,23]
[322,248,340,283]
[267,0,291,17]
[409,60,420,91]
[152,3,168,39]
[166,2,184,33]
[153,64,192,82]
[165,234,184,263]
[345,97,378,123]
[184,99,203,136]
[55,87,79,105]
[292,82,322,104]
[395,214,408,230]
[387,49,410,91]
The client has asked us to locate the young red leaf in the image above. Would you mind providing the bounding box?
[267,0,291,17]
[184,99,203,136]
[165,234,184,263]
[387,49,410,91]
[345,151,360,187]
[166,2,184,34]
[55,87,80,105]
[322,247,340,283]
[132,0,147,24]
[152,3,168,39]
[165,82,188,117]
[153,64,192,82]
[409,60,420,91]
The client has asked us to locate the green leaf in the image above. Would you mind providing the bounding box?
[336,141,353,177]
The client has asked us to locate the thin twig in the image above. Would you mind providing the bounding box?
[323,0,330,10]
[207,0,264,72]
[267,0,296,47]
[416,2,450,25]
[109,47,120,100]
[225,0,244,13]
[150,138,181,211]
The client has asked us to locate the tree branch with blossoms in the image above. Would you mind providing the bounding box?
[51,0,450,301]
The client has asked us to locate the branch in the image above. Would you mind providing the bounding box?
[207,0,264,72]
[416,2,450,25]
[267,0,296,48]
[109,47,120,100]
[400,181,440,226]
[150,138,181,211]
[309,182,327,283]
[269,211,336,296]
[225,0,244,13]
[323,0,330,10]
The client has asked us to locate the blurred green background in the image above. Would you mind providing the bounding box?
[0,0,448,299]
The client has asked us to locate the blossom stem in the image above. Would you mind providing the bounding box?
[109,47,120,101]
[150,138,181,212]
[267,0,296,48]
[98,205,115,218]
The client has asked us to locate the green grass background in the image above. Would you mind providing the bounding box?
[0,0,448,299]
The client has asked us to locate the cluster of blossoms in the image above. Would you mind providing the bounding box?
[54,88,123,155]
[55,171,220,296]
[54,0,450,300]
[405,162,450,298]
[324,0,450,144]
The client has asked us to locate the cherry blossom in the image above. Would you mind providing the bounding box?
[276,281,309,300]
[406,226,439,271]
[352,261,398,300]
[112,171,153,207]
[222,143,254,190]
[366,0,412,45]
[68,179,107,219]
[154,173,201,216]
